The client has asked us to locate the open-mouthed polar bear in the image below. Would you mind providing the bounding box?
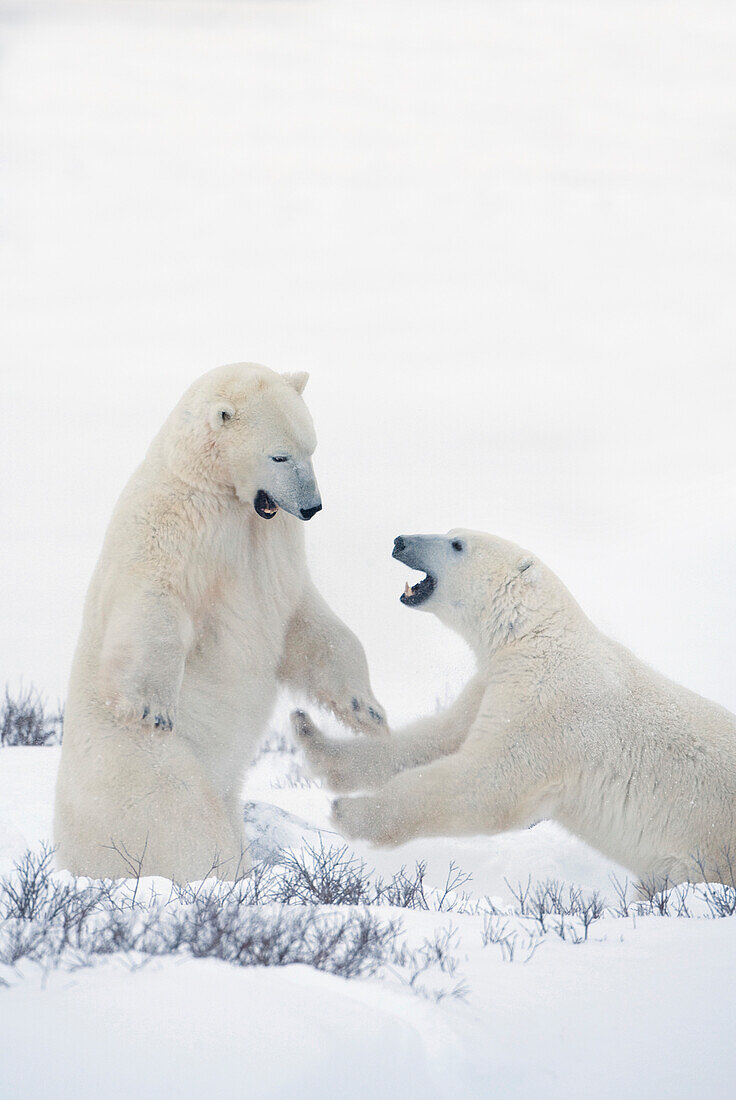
[294,530,736,888]
[54,363,385,882]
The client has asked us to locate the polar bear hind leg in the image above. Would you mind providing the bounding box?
[55,730,248,883]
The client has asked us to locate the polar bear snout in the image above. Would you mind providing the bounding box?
[291,459,322,521]
[392,534,418,564]
[254,455,322,522]
[393,534,441,608]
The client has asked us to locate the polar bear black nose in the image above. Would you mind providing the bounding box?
[300,503,322,520]
[393,536,406,554]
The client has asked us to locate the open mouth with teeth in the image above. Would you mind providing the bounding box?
[254,490,279,519]
[400,572,436,608]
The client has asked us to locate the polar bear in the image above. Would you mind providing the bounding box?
[294,530,736,887]
[54,363,385,882]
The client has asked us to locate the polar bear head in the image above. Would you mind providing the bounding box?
[166,363,322,521]
[392,529,573,651]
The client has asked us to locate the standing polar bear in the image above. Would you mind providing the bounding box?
[295,530,736,887]
[55,363,385,882]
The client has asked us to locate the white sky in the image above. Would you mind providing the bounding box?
[1,0,736,719]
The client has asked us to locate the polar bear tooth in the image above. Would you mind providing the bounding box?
[404,581,414,597]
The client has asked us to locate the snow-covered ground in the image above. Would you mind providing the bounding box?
[2,0,736,1095]
[3,741,736,1098]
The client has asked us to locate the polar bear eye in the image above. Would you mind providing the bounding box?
[271,455,289,463]
[451,540,464,553]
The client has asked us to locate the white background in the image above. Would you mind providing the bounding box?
[1,0,735,723]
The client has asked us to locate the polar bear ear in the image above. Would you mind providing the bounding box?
[283,371,309,395]
[208,401,236,430]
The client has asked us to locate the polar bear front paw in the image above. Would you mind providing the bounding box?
[141,705,175,732]
[332,692,388,737]
[332,794,387,844]
[290,708,320,744]
[291,709,337,781]
[108,692,176,733]
[290,710,365,793]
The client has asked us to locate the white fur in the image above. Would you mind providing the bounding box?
[54,363,385,881]
[295,530,736,887]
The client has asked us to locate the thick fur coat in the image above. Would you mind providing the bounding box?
[55,364,384,881]
[296,530,736,887]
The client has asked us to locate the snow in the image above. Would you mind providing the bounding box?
[3,744,736,1097]
[3,961,438,1099]
[2,0,736,1095]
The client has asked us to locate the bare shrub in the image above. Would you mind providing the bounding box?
[392,926,468,1001]
[9,832,736,995]
[374,861,430,910]
[0,846,457,997]
[629,865,736,921]
[273,841,374,906]
[0,686,63,747]
[696,882,736,919]
[481,915,543,962]
[503,877,604,943]
[248,840,477,914]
